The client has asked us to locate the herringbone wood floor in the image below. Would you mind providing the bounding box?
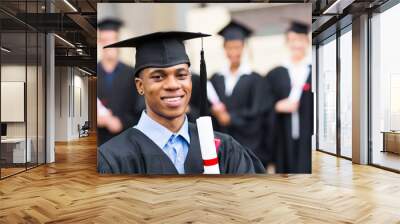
[1,135,400,223]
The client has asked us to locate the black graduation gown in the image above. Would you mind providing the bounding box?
[209,72,263,156]
[97,62,145,146]
[97,123,265,174]
[261,66,313,173]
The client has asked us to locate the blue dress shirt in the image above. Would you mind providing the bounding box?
[134,111,190,174]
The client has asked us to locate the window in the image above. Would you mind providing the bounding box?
[339,27,352,158]
[317,36,337,154]
[370,2,400,171]
[0,1,46,179]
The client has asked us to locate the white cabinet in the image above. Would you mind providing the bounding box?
[1,138,32,163]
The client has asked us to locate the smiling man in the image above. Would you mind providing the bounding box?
[97,31,265,174]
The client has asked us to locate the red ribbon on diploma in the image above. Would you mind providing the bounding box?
[203,138,221,167]
[203,157,218,166]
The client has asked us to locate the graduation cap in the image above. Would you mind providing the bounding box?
[104,31,211,116]
[97,18,123,31]
[218,20,253,41]
[287,21,310,34]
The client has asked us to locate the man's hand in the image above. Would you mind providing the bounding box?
[97,99,111,127]
[97,108,112,127]
[275,98,299,113]
[107,116,123,133]
[217,111,231,126]
[211,102,226,113]
[97,108,123,133]
[211,102,231,126]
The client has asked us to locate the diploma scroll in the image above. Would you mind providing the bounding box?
[97,98,109,116]
[196,116,220,174]
[206,81,221,105]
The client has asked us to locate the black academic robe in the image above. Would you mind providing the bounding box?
[209,72,263,156]
[261,66,313,173]
[97,123,265,174]
[97,62,145,146]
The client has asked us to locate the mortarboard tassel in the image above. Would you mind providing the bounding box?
[199,38,207,116]
[196,37,220,174]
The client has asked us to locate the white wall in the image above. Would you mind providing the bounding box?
[55,66,68,141]
[185,5,309,76]
[97,3,311,77]
[1,65,28,138]
[1,63,46,163]
[72,73,89,138]
[1,65,25,131]
[54,67,89,141]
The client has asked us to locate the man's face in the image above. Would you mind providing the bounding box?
[135,64,192,120]
[98,30,119,61]
[286,31,310,60]
[224,40,244,67]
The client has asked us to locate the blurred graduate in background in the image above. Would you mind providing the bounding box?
[97,18,145,146]
[260,21,313,173]
[209,20,263,156]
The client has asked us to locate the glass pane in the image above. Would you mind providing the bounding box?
[1,30,27,177]
[38,32,45,165]
[371,4,400,171]
[312,45,317,150]
[340,29,352,158]
[27,31,38,169]
[318,37,337,154]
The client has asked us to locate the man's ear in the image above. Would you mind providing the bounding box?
[135,77,144,95]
